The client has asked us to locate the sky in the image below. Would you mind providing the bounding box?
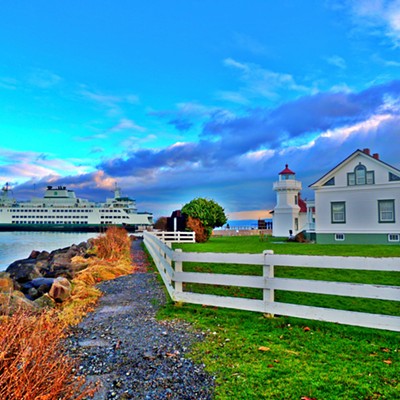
[1,0,400,221]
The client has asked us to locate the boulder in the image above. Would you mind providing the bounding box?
[6,259,42,283]
[49,277,72,303]
[29,250,41,259]
[34,293,55,309]
[22,278,54,299]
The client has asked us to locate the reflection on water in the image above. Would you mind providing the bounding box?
[0,231,97,271]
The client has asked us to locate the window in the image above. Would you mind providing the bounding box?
[388,234,399,242]
[348,163,374,186]
[378,200,395,223]
[323,177,335,186]
[335,233,345,241]
[331,202,346,223]
[389,172,400,182]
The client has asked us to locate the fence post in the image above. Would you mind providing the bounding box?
[174,248,183,294]
[263,250,274,317]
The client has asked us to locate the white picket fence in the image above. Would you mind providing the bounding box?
[143,231,400,332]
[148,231,195,243]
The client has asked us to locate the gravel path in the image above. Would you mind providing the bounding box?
[67,239,214,400]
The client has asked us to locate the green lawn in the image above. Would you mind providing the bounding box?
[173,236,400,317]
[150,236,400,399]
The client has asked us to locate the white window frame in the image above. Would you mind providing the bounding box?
[378,200,395,223]
[388,234,400,242]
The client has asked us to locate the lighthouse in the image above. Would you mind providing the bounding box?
[272,164,302,237]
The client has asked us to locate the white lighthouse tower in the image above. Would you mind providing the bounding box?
[272,164,302,237]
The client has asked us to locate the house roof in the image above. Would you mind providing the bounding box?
[279,164,295,175]
[309,149,400,188]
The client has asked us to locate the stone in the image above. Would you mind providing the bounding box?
[49,277,72,303]
[6,259,42,283]
[34,293,56,309]
[29,250,41,259]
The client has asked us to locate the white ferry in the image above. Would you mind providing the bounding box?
[0,183,153,232]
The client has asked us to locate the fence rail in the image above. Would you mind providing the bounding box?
[148,231,195,243]
[143,231,400,331]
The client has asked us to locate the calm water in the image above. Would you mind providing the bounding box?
[0,232,98,271]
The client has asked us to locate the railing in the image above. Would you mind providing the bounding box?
[143,231,400,332]
[148,230,195,243]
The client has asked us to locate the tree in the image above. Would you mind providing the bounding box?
[181,198,227,242]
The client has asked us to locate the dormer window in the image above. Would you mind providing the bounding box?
[389,172,400,182]
[347,163,374,186]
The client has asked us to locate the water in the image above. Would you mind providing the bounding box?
[222,219,272,230]
[0,232,98,271]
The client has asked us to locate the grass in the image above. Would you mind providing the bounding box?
[149,235,400,399]
[172,236,400,317]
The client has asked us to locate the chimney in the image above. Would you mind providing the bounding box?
[363,148,370,155]
[373,153,379,160]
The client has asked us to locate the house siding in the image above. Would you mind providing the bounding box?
[310,150,400,245]
[317,233,400,245]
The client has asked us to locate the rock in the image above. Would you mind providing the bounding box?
[6,259,42,283]
[0,290,37,314]
[29,250,41,259]
[49,277,72,303]
[34,293,56,309]
[36,250,50,261]
[28,287,39,299]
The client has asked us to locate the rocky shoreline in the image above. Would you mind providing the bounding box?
[0,240,92,311]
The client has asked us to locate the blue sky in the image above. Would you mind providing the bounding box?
[1,0,400,220]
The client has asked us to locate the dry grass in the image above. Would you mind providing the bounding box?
[0,310,97,400]
[91,226,132,262]
[1,226,135,398]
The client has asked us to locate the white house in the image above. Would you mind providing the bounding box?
[309,148,400,245]
[272,164,314,237]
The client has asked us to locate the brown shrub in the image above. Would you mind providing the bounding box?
[0,310,96,400]
[154,216,168,230]
[186,216,208,243]
[91,226,131,261]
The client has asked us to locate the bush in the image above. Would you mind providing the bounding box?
[91,226,131,261]
[0,310,96,400]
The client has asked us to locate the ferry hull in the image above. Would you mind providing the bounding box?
[0,223,138,233]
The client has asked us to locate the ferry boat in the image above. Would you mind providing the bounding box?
[0,183,153,232]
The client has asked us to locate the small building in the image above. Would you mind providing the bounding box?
[272,165,314,237]
[310,148,400,244]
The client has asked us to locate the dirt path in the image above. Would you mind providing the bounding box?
[67,239,214,400]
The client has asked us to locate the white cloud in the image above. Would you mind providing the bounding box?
[325,55,347,69]
[28,69,62,88]
[80,86,140,116]
[349,0,400,45]
[221,58,310,102]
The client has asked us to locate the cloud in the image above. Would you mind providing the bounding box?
[233,33,269,55]
[348,0,400,46]
[0,77,18,90]
[28,69,62,88]
[5,81,400,216]
[0,149,92,183]
[221,58,310,102]
[325,55,347,69]
[80,87,140,116]
[149,101,216,132]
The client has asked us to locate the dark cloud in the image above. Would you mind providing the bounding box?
[202,80,400,153]
[168,118,193,131]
